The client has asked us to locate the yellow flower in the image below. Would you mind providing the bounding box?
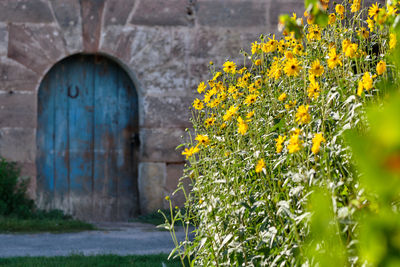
[246,111,255,121]
[346,43,358,58]
[295,105,311,125]
[366,18,375,31]
[285,100,297,110]
[278,40,287,53]
[369,3,380,20]
[209,61,213,65]
[212,72,222,81]
[351,0,360,13]
[310,60,324,77]
[278,92,287,102]
[343,39,358,58]
[362,72,373,91]
[387,5,398,16]
[195,135,210,146]
[228,85,237,94]
[311,133,326,154]
[390,33,397,49]
[285,51,294,59]
[237,116,248,135]
[309,73,315,83]
[328,13,336,25]
[287,134,302,154]
[308,80,320,100]
[255,78,262,89]
[192,98,204,110]
[275,135,286,153]
[358,27,369,39]
[307,25,321,41]
[244,94,258,105]
[327,47,342,69]
[251,41,260,54]
[255,59,261,66]
[223,105,239,121]
[248,83,257,93]
[255,158,266,173]
[320,0,329,10]
[197,82,207,94]
[335,4,345,15]
[223,61,237,74]
[181,145,200,159]
[304,11,315,24]
[268,59,281,80]
[284,58,302,77]
[376,60,386,75]
[292,44,303,56]
[357,80,364,96]
[204,117,216,128]
[238,67,247,75]
[357,72,374,96]
[291,128,302,136]
[262,36,278,53]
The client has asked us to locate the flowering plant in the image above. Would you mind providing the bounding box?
[162,1,398,266]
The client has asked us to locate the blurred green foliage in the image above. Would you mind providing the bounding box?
[0,158,34,218]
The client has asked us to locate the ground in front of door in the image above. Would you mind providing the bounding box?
[0,222,187,257]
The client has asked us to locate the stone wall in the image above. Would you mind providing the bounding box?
[0,0,314,216]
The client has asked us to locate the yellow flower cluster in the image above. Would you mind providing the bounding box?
[182,0,394,171]
[175,2,398,266]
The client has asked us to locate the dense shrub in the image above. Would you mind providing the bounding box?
[0,158,34,218]
[163,0,399,266]
[0,158,73,221]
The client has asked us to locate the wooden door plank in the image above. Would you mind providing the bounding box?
[67,56,94,202]
[116,69,139,216]
[93,57,123,219]
[52,60,70,206]
[37,73,55,197]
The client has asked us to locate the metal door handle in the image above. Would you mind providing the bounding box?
[130,133,140,146]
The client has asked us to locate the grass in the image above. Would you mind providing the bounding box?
[0,254,184,267]
[131,209,170,226]
[0,217,95,233]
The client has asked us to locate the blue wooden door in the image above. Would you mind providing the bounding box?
[37,55,139,221]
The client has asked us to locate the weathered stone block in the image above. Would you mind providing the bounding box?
[0,57,38,91]
[138,162,166,214]
[0,128,35,163]
[104,0,135,26]
[189,27,260,60]
[0,0,53,23]
[141,95,193,128]
[197,0,267,27]
[0,92,36,128]
[269,1,304,26]
[130,0,190,26]
[0,23,7,56]
[8,24,66,75]
[81,0,105,53]
[140,128,186,162]
[165,163,189,208]
[49,0,83,54]
[101,26,190,94]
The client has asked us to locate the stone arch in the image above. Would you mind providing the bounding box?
[1,0,273,215]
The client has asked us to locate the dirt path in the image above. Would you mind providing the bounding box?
[0,222,188,257]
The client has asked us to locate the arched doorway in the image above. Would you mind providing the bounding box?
[37,55,139,221]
